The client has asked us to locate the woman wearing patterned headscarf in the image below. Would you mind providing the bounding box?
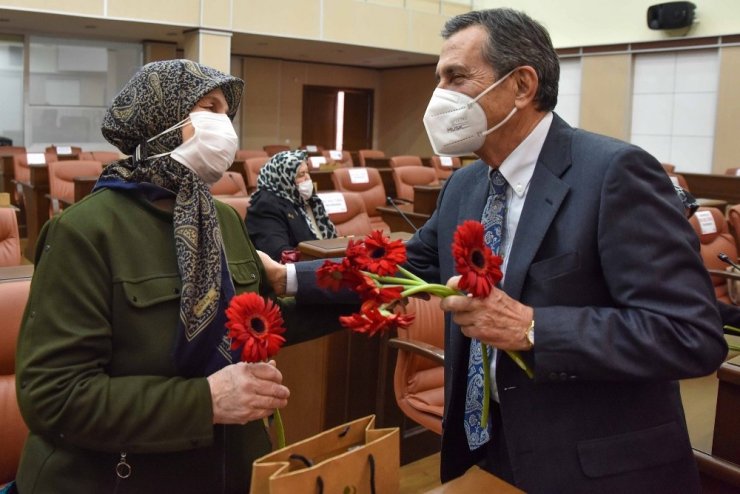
[246,150,338,261]
[14,60,350,494]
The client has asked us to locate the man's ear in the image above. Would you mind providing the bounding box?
[513,66,539,108]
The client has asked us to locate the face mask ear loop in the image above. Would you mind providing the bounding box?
[467,68,518,109]
[145,115,192,147]
[481,106,518,137]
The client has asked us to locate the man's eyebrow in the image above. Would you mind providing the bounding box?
[438,63,466,80]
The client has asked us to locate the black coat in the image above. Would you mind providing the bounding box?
[246,190,317,261]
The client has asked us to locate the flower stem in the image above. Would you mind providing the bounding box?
[369,274,420,286]
[274,408,286,449]
[398,266,425,284]
[506,350,534,379]
[401,284,458,298]
[481,344,490,430]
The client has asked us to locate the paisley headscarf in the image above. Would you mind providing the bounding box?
[254,150,338,240]
[98,60,244,376]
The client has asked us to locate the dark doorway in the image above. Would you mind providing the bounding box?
[302,85,373,151]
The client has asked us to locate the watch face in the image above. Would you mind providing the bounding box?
[527,327,535,345]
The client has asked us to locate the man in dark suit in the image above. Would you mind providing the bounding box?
[402,8,727,493]
[261,8,727,492]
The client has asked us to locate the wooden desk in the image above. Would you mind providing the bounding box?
[713,354,740,465]
[0,154,15,195]
[287,232,438,464]
[424,465,523,493]
[683,173,740,206]
[413,185,441,215]
[310,169,337,193]
[74,176,99,202]
[364,157,391,168]
[378,204,431,233]
[697,198,729,213]
[20,163,50,260]
[298,231,413,260]
[0,264,34,282]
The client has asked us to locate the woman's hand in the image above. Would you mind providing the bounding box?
[258,250,287,296]
[207,361,290,424]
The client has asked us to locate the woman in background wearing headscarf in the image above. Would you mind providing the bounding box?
[14,60,350,494]
[246,150,338,262]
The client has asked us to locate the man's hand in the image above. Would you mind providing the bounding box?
[207,361,290,424]
[440,275,533,351]
[258,250,287,296]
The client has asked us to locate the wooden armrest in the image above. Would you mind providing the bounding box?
[388,337,444,365]
[694,449,740,489]
[390,197,413,205]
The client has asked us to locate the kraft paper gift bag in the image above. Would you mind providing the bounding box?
[251,415,399,494]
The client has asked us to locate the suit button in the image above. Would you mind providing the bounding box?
[548,372,558,381]
[568,375,578,380]
[559,372,568,381]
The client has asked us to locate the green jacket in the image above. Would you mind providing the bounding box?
[15,188,344,493]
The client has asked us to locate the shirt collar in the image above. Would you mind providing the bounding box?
[495,112,553,198]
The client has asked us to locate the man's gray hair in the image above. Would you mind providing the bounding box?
[442,8,560,111]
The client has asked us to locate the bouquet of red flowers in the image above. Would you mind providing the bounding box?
[225,292,287,448]
[317,221,533,428]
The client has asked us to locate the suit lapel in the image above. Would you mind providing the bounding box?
[504,115,573,300]
[460,163,492,223]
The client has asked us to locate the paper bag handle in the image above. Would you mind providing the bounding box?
[315,454,376,494]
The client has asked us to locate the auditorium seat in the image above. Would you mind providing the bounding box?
[392,166,439,203]
[322,150,353,167]
[389,155,423,169]
[45,145,81,160]
[430,155,462,180]
[326,192,373,237]
[210,172,250,220]
[89,151,120,165]
[357,149,385,168]
[47,160,103,215]
[688,207,739,304]
[0,277,31,487]
[331,167,389,232]
[263,144,290,157]
[387,296,445,435]
[667,171,690,190]
[244,156,270,194]
[210,171,248,196]
[0,147,26,206]
[728,204,740,248]
[0,208,21,267]
[236,149,268,161]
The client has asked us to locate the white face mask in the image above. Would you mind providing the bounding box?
[297,179,314,200]
[170,111,238,185]
[423,68,518,157]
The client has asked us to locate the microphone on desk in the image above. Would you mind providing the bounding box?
[718,252,740,271]
[387,196,418,233]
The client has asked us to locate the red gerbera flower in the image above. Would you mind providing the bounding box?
[340,306,415,337]
[316,258,363,292]
[225,292,286,363]
[354,276,404,307]
[349,230,407,276]
[452,220,503,298]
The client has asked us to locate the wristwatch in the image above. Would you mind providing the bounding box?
[525,319,535,349]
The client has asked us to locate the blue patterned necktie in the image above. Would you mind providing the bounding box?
[464,169,507,450]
